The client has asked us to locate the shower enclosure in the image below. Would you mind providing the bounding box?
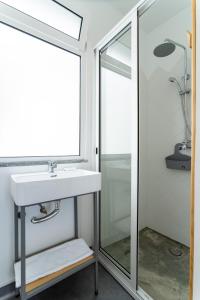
[95,0,192,299]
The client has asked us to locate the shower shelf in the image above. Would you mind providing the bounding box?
[165,143,191,171]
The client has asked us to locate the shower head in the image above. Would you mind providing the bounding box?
[153,42,176,57]
[154,38,188,82]
[153,38,186,58]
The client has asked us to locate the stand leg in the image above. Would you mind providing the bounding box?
[93,192,99,295]
[14,204,20,297]
[14,204,19,262]
[74,196,78,239]
[94,261,99,295]
[20,207,26,300]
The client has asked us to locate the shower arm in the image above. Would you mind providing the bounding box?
[165,39,188,87]
[165,39,191,145]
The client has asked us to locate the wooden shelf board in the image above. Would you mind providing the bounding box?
[25,255,94,293]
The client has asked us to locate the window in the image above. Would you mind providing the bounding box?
[1,0,83,40]
[0,23,81,157]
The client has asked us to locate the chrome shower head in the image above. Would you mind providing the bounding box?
[154,38,188,85]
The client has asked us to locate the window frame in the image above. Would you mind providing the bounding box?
[1,0,83,41]
[0,1,87,164]
[53,0,83,40]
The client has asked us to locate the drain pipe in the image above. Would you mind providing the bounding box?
[31,201,61,224]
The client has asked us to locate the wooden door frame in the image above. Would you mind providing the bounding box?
[189,0,196,299]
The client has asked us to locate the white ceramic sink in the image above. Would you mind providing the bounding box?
[11,169,101,206]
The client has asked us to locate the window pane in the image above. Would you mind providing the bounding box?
[0,23,80,157]
[1,0,82,40]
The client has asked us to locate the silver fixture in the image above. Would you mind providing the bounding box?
[168,77,190,95]
[48,160,57,176]
[39,204,47,215]
[153,38,191,148]
[168,76,191,148]
[31,201,61,224]
[164,39,189,88]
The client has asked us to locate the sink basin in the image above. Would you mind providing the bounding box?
[11,169,101,206]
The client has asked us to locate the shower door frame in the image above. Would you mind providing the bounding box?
[95,0,195,299]
[95,7,140,299]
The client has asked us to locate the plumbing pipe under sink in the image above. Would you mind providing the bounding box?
[31,201,61,224]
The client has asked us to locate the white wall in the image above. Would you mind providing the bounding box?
[139,6,191,246]
[0,1,125,289]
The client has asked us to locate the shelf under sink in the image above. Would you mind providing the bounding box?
[14,238,95,293]
[26,255,95,293]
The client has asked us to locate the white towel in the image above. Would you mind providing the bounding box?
[14,238,93,288]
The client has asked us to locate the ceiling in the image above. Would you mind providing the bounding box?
[61,0,138,46]
[60,0,191,45]
[140,0,191,33]
[62,0,138,16]
[74,0,191,34]
[100,0,139,15]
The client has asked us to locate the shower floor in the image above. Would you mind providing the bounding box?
[104,228,190,300]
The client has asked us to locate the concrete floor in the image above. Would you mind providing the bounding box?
[11,265,133,300]
[105,228,190,300]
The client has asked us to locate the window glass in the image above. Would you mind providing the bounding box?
[0,23,80,157]
[1,0,82,40]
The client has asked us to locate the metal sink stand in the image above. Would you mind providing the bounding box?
[14,192,99,300]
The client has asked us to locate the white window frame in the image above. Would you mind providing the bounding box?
[1,0,83,41]
[0,1,88,164]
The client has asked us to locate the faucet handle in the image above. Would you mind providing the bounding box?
[48,161,57,174]
[48,160,57,167]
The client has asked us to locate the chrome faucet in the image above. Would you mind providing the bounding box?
[48,161,57,175]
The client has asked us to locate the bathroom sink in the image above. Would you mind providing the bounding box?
[11,169,101,206]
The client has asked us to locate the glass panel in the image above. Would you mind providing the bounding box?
[138,0,191,299]
[0,23,80,157]
[2,0,82,40]
[100,26,132,273]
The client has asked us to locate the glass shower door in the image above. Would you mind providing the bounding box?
[100,26,132,274]
[97,10,138,288]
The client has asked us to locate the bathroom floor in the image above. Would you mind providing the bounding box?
[104,227,190,300]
